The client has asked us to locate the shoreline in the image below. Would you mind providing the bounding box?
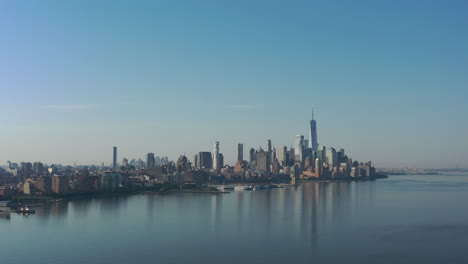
[299,175,388,183]
[6,176,388,203]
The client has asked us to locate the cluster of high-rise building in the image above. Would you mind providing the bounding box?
[180,109,375,182]
[111,147,170,170]
[4,161,46,177]
[290,110,376,180]
[144,153,169,169]
[0,108,378,199]
[192,142,224,172]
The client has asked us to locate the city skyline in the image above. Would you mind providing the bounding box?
[1,1,468,168]
[1,111,464,170]
[2,2,468,264]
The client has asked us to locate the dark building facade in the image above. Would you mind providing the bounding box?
[287,148,295,166]
[249,148,255,163]
[237,143,243,162]
[36,176,52,194]
[52,175,69,194]
[113,146,117,170]
[217,154,224,170]
[146,153,155,168]
[256,151,271,172]
[198,152,213,169]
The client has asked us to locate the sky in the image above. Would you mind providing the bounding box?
[1,0,467,168]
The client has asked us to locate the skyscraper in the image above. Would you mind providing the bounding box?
[146,153,155,168]
[238,143,243,162]
[249,148,255,163]
[256,150,271,172]
[113,146,117,170]
[326,147,337,167]
[308,108,318,151]
[193,154,198,168]
[278,146,287,166]
[198,152,213,169]
[217,153,224,170]
[121,158,128,167]
[316,145,326,164]
[213,141,220,172]
[287,148,295,166]
[267,140,272,152]
[294,135,304,164]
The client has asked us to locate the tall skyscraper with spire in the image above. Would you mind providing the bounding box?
[308,107,318,151]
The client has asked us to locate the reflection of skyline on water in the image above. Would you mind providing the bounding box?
[223,181,377,249]
[0,212,11,221]
[2,175,468,264]
[4,182,376,242]
[210,194,223,234]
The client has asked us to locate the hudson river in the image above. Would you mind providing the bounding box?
[1,174,468,264]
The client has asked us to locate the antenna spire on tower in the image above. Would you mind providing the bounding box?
[312,106,314,120]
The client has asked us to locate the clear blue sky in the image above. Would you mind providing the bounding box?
[1,0,467,168]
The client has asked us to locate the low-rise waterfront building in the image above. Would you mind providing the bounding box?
[100,172,122,192]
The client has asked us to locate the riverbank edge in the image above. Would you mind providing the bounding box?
[5,175,388,203]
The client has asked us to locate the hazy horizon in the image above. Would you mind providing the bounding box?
[1,0,467,169]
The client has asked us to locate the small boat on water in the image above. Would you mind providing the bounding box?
[234,186,246,191]
[16,206,35,214]
[234,186,253,191]
[217,186,225,192]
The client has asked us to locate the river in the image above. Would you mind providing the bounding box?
[1,174,468,264]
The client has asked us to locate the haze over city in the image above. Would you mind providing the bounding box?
[3,2,468,264]
[1,0,467,168]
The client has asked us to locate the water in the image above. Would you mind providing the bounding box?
[1,174,468,264]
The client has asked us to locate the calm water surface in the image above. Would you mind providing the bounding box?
[1,174,468,264]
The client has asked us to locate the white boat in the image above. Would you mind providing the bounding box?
[234,186,253,191]
[234,186,248,191]
[217,186,225,192]
[17,206,35,214]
